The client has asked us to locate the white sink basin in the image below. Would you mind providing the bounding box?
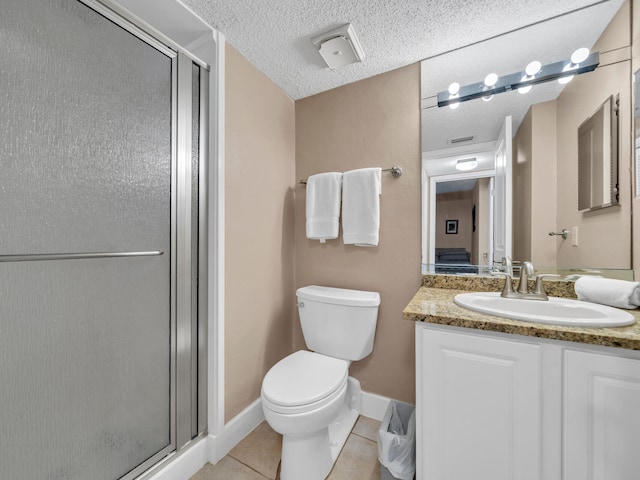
[454,292,636,328]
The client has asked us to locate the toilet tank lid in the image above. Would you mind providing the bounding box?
[297,286,380,307]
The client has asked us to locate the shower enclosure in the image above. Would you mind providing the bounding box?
[0,0,208,478]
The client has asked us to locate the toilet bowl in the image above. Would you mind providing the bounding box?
[262,350,349,479]
[260,286,380,480]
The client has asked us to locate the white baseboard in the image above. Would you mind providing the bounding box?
[361,390,392,421]
[207,398,265,464]
[146,437,208,480]
[146,399,264,480]
[147,390,395,480]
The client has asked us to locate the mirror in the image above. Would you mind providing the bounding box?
[578,95,619,211]
[421,0,633,276]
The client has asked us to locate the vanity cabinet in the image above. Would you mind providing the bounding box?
[563,350,640,479]
[416,324,542,480]
[416,323,640,480]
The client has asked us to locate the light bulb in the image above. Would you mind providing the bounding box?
[448,82,460,95]
[525,61,541,76]
[484,73,498,87]
[558,63,575,84]
[449,101,459,110]
[481,85,493,101]
[518,73,533,94]
[570,47,589,65]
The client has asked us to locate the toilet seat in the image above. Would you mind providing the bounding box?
[261,350,348,414]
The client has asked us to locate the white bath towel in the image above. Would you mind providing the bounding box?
[305,172,343,243]
[342,168,382,247]
[574,276,640,309]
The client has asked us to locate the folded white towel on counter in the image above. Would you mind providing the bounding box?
[342,167,382,247]
[305,172,343,243]
[574,276,640,309]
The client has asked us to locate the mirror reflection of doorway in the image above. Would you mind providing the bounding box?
[434,178,493,273]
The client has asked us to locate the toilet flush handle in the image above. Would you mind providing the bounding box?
[297,302,305,308]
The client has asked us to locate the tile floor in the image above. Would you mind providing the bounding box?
[191,416,382,480]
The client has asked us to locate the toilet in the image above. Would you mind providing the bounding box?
[261,285,380,480]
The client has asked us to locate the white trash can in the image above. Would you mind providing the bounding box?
[377,401,416,480]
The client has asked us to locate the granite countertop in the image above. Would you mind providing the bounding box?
[404,275,640,351]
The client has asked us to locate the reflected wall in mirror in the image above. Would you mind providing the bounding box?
[634,69,640,197]
[421,0,632,273]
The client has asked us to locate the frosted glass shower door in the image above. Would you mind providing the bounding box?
[0,0,203,479]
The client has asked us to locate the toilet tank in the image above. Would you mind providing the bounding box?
[296,286,380,361]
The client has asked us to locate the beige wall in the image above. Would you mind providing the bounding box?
[224,45,296,421]
[531,102,558,266]
[512,101,557,265]
[295,64,421,404]
[555,1,632,269]
[435,190,473,251]
[513,108,533,261]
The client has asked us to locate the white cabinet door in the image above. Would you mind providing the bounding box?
[417,326,542,480]
[564,350,640,480]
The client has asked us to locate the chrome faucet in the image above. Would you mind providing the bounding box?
[517,261,534,294]
[492,261,559,300]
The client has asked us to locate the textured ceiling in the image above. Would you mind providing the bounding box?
[182,0,617,100]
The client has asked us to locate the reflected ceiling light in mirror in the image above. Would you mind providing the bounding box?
[437,50,599,107]
[518,82,532,94]
[484,73,498,87]
[456,158,478,171]
[557,67,574,84]
[483,73,498,101]
[525,61,542,76]
[571,47,590,64]
[518,62,540,94]
[558,47,590,85]
[448,82,460,109]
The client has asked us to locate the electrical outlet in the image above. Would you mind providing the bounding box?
[571,226,579,246]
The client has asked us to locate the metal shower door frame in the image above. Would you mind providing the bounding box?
[74,1,210,479]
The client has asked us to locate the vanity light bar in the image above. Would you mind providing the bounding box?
[437,52,600,107]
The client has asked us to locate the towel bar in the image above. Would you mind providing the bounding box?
[299,166,402,185]
[548,229,568,239]
[0,250,164,262]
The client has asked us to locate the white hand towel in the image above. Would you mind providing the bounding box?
[574,276,640,309]
[342,167,382,247]
[306,172,343,243]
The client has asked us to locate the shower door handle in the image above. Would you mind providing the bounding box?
[0,250,163,262]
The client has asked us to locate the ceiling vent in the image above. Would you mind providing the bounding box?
[311,24,365,70]
[449,135,475,145]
